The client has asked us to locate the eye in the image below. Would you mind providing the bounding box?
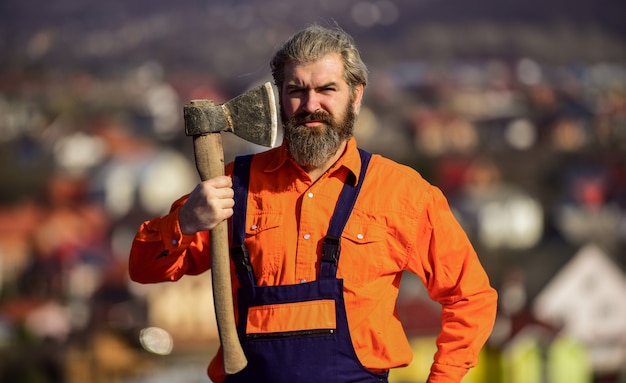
[286,87,305,96]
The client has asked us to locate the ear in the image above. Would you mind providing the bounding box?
[352,84,364,114]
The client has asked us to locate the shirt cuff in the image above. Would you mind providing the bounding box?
[161,206,195,250]
[427,363,468,383]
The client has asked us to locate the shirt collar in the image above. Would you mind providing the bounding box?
[264,140,291,173]
[333,137,362,186]
[264,137,363,186]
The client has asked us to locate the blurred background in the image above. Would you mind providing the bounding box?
[0,0,625,382]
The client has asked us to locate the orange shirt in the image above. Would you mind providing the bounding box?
[129,138,497,383]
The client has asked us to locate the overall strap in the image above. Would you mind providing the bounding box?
[230,154,255,288]
[320,148,372,279]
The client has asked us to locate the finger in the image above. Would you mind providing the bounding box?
[219,198,235,210]
[218,207,234,221]
[207,175,233,188]
[214,187,235,200]
[195,181,233,199]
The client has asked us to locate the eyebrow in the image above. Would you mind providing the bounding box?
[285,81,339,91]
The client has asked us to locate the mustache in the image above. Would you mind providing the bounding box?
[292,110,333,126]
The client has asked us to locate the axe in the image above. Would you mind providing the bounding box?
[183,82,278,374]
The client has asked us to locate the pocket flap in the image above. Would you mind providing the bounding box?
[342,220,386,244]
[246,213,283,235]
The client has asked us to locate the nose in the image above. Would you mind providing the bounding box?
[302,91,322,113]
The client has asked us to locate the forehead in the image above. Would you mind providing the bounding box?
[283,53,346,86]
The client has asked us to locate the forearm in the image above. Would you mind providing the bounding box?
[428,284,497,382]
[416,187,498,382]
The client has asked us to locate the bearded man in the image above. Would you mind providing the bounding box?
[129,24,497,383]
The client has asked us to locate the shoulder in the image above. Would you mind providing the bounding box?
[363,152,448,210]
[225,146,284,176]
[366,152,430,186]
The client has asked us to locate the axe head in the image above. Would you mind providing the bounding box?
[184,82,278,148]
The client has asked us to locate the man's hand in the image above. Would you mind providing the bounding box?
[179,176,235,235]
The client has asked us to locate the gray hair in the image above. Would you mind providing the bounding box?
[270,25,368,92]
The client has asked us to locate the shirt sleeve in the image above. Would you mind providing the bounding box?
[408,185,498,383]
[128,194,211,284]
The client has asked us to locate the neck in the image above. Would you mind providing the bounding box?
[301,140,348,183]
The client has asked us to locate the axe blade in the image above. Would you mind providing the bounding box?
[184,82,278,148]
[224,82,278,148]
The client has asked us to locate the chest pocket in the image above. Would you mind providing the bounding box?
[338,219,387,287]
[244,213,284,276]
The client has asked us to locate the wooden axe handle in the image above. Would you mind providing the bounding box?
[193,133,248,375]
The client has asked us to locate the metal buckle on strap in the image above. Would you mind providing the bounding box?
[321,235,341,265]
[230,243,252,274]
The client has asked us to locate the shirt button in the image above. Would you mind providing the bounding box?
[250,224,258,230]
[172,239,178,245]
[303,233,311,240]
[357,234,364,240]
[307,192,314,198]
[300,279,307,284]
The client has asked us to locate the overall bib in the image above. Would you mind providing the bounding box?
[225,149,388,383]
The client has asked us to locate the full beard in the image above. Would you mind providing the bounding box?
[283,106,356,169]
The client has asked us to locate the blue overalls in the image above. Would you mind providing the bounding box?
[225,149,388,383]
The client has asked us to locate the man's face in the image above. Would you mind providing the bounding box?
[281,53,364,168]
